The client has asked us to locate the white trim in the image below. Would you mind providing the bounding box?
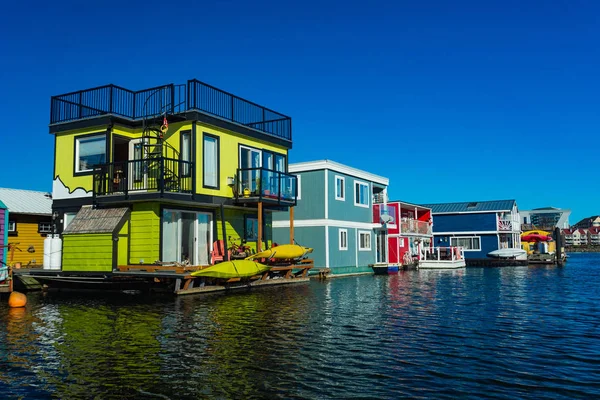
[354,180,370,208]
[8,220,16,233]
[339,228,348,251]
[450,236,481,251]
[325,225,330,268]
[288,160,389,186]
[334,175,345,201]
[38,222,52,233]
[358,230,372,251]
[324,170,328,219]
[296,175,301,200]
[273,219,378,229]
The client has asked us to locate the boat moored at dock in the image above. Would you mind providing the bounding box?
[418,246,466,269]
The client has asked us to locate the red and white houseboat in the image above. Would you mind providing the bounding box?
[373,200,465,270]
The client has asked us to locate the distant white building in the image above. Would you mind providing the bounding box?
[521,207,570,229]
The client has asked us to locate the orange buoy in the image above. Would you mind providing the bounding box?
[8,291,27,308]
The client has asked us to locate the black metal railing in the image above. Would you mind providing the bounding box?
[187,79,291,140]
[50,84,184,123]
[51,80,292,141]
[93,158,193,196]
[235,168,297,205]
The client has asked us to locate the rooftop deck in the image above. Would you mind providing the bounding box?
[50,79,292,141]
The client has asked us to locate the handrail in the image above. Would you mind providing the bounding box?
[92,157,193,196]
[187,79,290,118]
[51,80,292,140]
[235,167,297,204]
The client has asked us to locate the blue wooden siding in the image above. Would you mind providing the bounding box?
[272,170,325,222]
[356,228,376,270]
[327,226,375,273]
[327,171,372,222]
[327,226,356,269]
[273,225,326,267]
[432,213,497,233]
[434,234,498,259]
[0,208,5,264]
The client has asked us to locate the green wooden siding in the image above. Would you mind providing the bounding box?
[215,208,273,253]
[62,233,113,272]
[129,203,160,264]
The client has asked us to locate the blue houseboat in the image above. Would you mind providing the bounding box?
[0,200,7,267]
[422,200,522,260]
[272,160,389,276]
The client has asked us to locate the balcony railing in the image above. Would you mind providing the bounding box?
[373,192,388,204]
[235,168,297,205]
[93,158,193,197]
[51,80,292,141]
[498,219,513,231]
[421,246,464,262]
[400,218,432,235]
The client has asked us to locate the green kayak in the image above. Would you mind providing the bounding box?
[191,260,271,279]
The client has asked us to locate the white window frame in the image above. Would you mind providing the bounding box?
[8,220,16,233]
[335,175,345,201]
[239,145,262,168]
[296,175,301,200]
[75,134,106,173]
[339,229,348,251]
[450,236,481,251]
[358,230,372,251]
[354,180,370,208]
[63,212,77,230]
[39,222,52,234]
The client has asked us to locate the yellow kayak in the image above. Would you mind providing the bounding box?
[246,244,313,260]
[190,260,270,279]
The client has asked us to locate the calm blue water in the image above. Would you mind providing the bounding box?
[1,254,600,399]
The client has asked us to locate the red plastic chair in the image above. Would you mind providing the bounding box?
[211,240,226,264]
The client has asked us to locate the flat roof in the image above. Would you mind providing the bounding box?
[289,160,389,186]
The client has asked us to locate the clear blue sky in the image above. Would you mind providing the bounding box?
[1,0,598,224]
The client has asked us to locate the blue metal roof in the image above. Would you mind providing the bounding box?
[421,200,516,214]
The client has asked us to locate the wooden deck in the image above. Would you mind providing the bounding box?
[13,259,314,296]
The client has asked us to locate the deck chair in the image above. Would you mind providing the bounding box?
[211,240,226,264]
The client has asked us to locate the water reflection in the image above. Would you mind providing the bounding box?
[1,256,600,399]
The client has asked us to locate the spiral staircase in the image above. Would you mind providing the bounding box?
[140,85,186,192]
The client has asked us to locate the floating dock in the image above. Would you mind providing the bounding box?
[13,259,313,296]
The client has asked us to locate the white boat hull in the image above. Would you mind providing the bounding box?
[487,248,527,260]
[419,259,466,269]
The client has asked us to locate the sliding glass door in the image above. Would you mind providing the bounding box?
[240,146,261,194]
[162,209,213,265]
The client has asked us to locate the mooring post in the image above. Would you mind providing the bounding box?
[258,201,263,253]
[290,206,295,244]
[554,227,563,265]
